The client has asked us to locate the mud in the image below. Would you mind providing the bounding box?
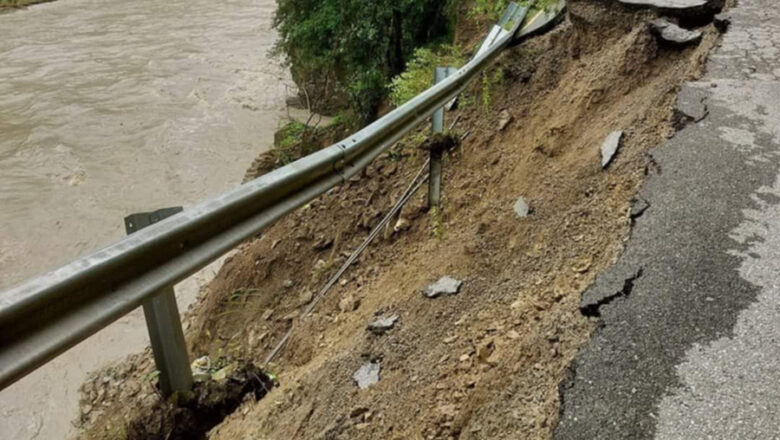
[77,353,274,440]
[126,364,273,440]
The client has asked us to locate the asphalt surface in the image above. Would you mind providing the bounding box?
[555,0,780,439]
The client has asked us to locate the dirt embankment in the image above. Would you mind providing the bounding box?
[77,1,722,439]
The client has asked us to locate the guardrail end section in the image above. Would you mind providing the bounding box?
[512,0,568,44]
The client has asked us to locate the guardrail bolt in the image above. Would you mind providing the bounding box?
[124,207,194,398]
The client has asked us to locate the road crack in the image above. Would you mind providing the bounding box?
[580,268,644,318]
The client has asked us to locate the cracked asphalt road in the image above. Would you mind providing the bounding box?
[555,0,780,438]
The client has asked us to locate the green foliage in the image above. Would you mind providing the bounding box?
[269,118,350,171]
[431,205,444,239]
[470,0,509,20]
[272,119,343,167]
[456,66,506,112]
[471,0,563,21]
[277,121,307,150]
[273,0,454,125]
[481,68,505,111]
[481,74,492,110]
[346,68,387,125]
[273,120,310,166]
[388,45,465,107]
[332,110,358,129]
[531,0,564,13]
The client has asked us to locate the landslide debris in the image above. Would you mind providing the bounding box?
[76,0,724,439]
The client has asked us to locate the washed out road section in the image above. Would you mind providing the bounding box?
[555,0,780,438]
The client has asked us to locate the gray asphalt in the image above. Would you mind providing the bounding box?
[555,0,780,439]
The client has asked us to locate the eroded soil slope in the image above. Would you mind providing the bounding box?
[78,1,722,439]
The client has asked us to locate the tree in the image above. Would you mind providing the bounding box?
[273,0,454,125]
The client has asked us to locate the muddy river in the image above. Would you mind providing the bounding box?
[0,0,291,437]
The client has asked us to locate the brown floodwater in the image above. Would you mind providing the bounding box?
[0,0,290,437]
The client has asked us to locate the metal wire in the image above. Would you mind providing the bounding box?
[264,163,429,366]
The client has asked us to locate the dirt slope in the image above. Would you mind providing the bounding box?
[77,1,722,439]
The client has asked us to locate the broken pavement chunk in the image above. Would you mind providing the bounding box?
[650,19,703,47]
[675,83,708,122]
[423,276,463,298]
[601,131,624,169]
[367,314,399,335]
[352,362,380,389]
[713,12,732,32]
[630,197,650,220]
[580,268,644,317]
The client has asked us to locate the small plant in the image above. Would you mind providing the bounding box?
[311,257,336,285]
[332,110,358,129]
[470,0,509,20]
[532,0,564,13]
[431,205,444,239]
[481,74,493,111]
[471,0,563,21]
[389,45,465,108]
[273,121,308,165]
[141,370,160,383]
[479,68,506,112]
[272,119,346,167]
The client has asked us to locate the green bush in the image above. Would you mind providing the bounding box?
[271,118,351,168]
[273,121,310,165]
[388,45,465,107]
[470,0,510,20]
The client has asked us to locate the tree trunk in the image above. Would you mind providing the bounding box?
[388,7,404,76]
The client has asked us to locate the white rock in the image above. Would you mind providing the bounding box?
[601,131,624,168]
[423,276,463,298]
[498,110,513,131]
[394,217,411,232]
[367,315,399,335]
[513,197,531,218]
[352,362,381,389]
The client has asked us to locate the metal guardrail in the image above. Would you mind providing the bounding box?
[0,1,566,392]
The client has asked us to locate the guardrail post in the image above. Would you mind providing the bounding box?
[429,66,453,210]
[124,207,193,398]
